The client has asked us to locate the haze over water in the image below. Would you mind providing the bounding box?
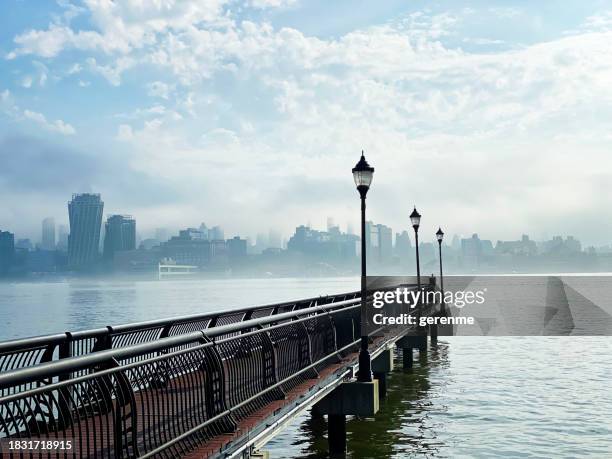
[0,277,610,457]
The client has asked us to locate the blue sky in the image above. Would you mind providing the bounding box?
[1,0,612,245]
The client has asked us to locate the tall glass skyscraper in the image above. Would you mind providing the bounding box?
[68,193,104,269]
[41,217,55,250]
[103,215,136,260]
[0,230,15,275]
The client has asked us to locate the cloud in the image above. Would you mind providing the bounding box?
[7,1,233,60]
[249,0,297,8]
[7,24,108,59]
[4,5,612,243]
[147,81,170,99]
[23,110,76,135]
[582,11,612,31]
[20,76,33,88]
[0,135,180,238]
[86,56,135,86]
[67,63,82,74]
[117,124,134,141]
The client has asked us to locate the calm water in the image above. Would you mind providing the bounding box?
[0,278,611,457]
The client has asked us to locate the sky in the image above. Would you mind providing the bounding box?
[1,0,612,246]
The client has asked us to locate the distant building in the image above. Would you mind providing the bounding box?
[541,236,582,255]
[365,221,378,258]
[378,224,393,262]
[155,227,169,243]
[0,230,15,275]
[496,235,537,256]
[139,238,160,250]
[254,232,268,253]
[287,225,358,260]
[394,231,412,260]
[16,239,33,251]
[198,223,210,240]
[210,225,224,240]
[57,225,69,251]
[461,233,482,265]
[227,236,247,259]
[41,217,56,251]
[103,215,136,261]
[451,234,461,251]
[365,221,392,262]
[68,193,104,269]
[161,228,228,267]
[419,242,436,264]
[268,229,282,249]
[114,248,161,272]
[25,249,57,273]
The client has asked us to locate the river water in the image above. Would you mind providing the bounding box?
[0,277,611,458]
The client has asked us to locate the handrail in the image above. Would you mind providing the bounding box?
[0,289,362,373]
[0,298,361,389]
[0,283,434,459]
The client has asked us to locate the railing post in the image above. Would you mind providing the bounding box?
[259,327,286,400]
[296,320,319,379]
[92,327,112,352]
[201,337,236,433]
[110,359,139,458]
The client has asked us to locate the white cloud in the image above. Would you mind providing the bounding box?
[147,81,170,99]
[20,76,33,88]
[117,124,134,141]
[68,63,82,74]
[23,109,76,135]
[7,24,109,59]
[115,104,168,119]
[249,0,296,9]
[582,11,612,31]
[86,56,135,86]
[8,1,233,59]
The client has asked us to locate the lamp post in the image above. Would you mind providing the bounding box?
[436,227,445,315]
[352,151,374,382]
[410,207,422,298]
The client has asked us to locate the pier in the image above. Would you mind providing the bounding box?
[0,282,444,458]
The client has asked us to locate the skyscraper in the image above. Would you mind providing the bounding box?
[155,227,169,243]
[41,217,55,251]
[395,231,412,260]
[57,225,69,251]
[377,224,393,262]
[0,230,15,275]
[103,215,136,261]
[210,226,224,240]
[68,193,104,269]
[268,229,282,249]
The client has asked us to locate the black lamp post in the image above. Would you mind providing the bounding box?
[436,227,445,314]
[410,207,422,297]
[352,151,374,383]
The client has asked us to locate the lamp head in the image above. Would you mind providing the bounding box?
[410,207,421,230]
[352,151,374,197]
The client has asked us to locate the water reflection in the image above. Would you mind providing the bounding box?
[288,342,451,458]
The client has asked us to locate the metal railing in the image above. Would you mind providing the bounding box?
[0,283,434,458]
[0,291,361,376]
[0,298,372,458]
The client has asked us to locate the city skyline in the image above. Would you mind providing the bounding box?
[0,201,602,253]
[2,1,612,245]
[0,190,603,254]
